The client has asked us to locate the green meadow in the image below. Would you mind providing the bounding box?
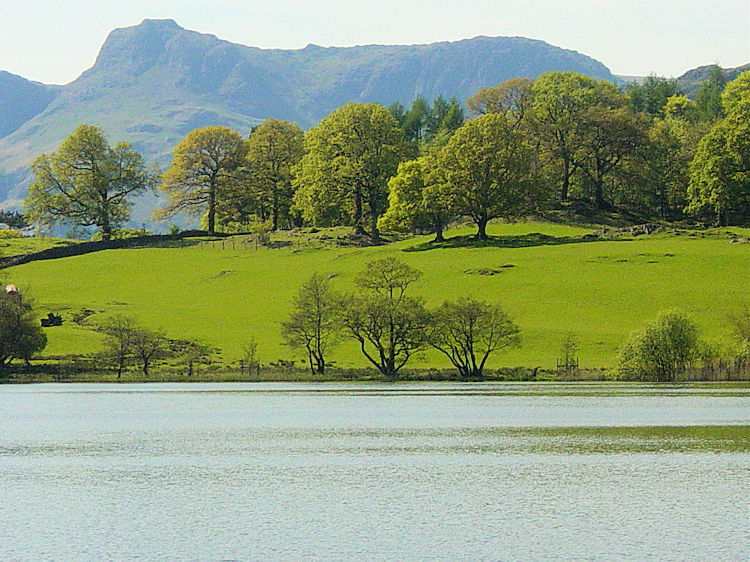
[4,221,749,370]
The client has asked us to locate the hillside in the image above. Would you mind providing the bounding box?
[676,63,750,98]
[0,19,617,212]
[4,222,748,373]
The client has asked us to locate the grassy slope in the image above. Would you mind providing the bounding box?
[5,222,749,370]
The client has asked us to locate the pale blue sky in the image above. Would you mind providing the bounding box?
[2,0,748,85]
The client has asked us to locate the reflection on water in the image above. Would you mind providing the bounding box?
[1,382,748,560]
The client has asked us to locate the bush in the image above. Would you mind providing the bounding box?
[0,229,24,239]
[616,310,700,381]
[90,228,152,241]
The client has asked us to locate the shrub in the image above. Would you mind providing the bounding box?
[0,229,24,239]
[616,310,699,382]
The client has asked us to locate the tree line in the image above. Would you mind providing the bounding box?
[281,258,519,379]
[23,68,750,239]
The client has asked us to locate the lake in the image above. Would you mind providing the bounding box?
[1,382,748,560]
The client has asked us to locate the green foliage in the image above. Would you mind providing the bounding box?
[281,273,341,374]
[0,229,24,239]
[293,103,407,238]
[529,72,621,201]
[25,124,155,240]
[695,65,726,121]
[616,310,700,382]
[90,228,152,241]
[574,106,649,208]
[378,155,454,241]
[156,126,247,233]
[341,258,428,378]
[686,76,750,225]
[466,78,533,126]
[625,75,681,116]
[0,289,47,368]
[438,113,546,238]
[235,119,304,230]
[428,297,520,379]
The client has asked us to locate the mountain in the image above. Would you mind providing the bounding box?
[676,63,750,98]
[0,18,618,214]
[0,72,58,138]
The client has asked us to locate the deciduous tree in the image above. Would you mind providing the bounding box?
[616,310,700,382]
[428,297,519,379]
[293,103,407,238]
[0,287,47,369]
[281,273,341,375]
[686,72,750,225]
[341,259,428,379]
[25,124,155,240]
[155,126,246,233]
[244,119,304,230]
[467,77,533,127]
[437,113,545,239]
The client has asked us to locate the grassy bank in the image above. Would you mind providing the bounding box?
[4,221,749,372]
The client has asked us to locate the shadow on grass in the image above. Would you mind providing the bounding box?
[403,232,602,252]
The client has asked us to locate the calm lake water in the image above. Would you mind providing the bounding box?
[1,382,748,561]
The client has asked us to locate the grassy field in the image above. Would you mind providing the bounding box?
[4,221,749,371]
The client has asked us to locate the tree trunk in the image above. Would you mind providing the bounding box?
[433,221,444,242]
[561,158,570,201]
[475,217,489,240]
[353,189,366,235]
[208,184,216,233]
[594,180,606,209]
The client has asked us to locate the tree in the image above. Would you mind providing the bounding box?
[437,113,545,239]
[624,75,681,117]
[293,103,407,238]
[340,259,429,379]
[155,126,246,233]
[0,287,47,369]
[574,106,649,208]
[100,316,137,380]
[616,310,700,382]
[466,77,533,127]
[686,74,750,225]
[529,72,619,201]
[428,297,520,379]
[25,124,155,240]
[377,155,455,242]
[243,119,304,230]
[403,95,430,142]
[695,65,726,121]
[171,340,214,377]
[130,327,169,376]
[281,273,341,375]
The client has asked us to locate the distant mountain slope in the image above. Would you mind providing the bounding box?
[0,71,57,138]
[676,63,750,98]
[0,18,618,211]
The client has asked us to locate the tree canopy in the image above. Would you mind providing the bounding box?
[155,126,247,233]
[293,103,407,238]
[438,113,545,238]
[0,288,47,369]
[25,124,155,240]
